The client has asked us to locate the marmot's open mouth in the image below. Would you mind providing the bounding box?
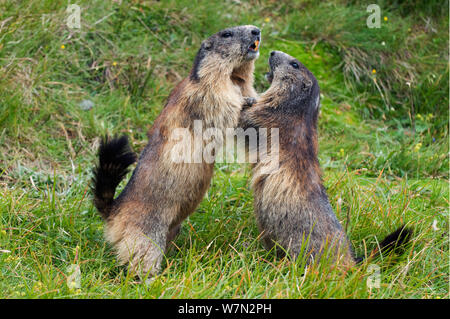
[249,40,260,52]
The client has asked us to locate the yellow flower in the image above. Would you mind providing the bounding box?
[112,61,117,66]
[5,255,18,263]
[33,281,43,291]
[426,113,433,121]
[413,143,422,152]
[372,69,376,74]
[416,114,423,121]
[339,148,345,157]
[60,44,65,49]
[384,16,388,21]
[264,17,271,23]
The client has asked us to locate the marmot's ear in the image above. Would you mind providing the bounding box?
[202,39,213,51]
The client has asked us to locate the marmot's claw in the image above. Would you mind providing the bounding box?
[243,97,257,109]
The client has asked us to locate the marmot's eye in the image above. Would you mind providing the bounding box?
[291,62,299,69]
[222,31,233,38]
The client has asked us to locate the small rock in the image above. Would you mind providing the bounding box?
[79,99,94,110]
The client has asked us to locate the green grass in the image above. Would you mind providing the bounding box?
[0,0,448,298]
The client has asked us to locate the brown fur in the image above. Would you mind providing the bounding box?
[93,26,261,277]
[240,51,412,268]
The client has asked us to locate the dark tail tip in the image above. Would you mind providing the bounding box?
[355,225,413,265]
[377,224,413,256]
[91,135,137,219]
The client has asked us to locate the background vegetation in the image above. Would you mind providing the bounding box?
[0,0,448,298]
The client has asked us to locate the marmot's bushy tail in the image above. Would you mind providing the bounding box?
[92,136,137,219]
[355,225,413,264]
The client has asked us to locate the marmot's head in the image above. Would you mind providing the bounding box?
[264,51,320,115]
[191,25,261,82]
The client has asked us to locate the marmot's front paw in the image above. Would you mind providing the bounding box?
[243,97,257,109]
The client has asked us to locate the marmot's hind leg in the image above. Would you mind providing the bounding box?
[107,214,170,279]
[128,225,169,279]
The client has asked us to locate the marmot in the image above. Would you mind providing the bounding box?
[239,50,411,267]
[92,25,261,277]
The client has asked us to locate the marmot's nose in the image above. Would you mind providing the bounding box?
[251,28,260,36]
[270,51,276,56]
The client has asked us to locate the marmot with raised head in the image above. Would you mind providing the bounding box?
[239,50,411,266]
[92,25,261,277]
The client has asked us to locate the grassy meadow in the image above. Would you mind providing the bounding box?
[0,0,448,298]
